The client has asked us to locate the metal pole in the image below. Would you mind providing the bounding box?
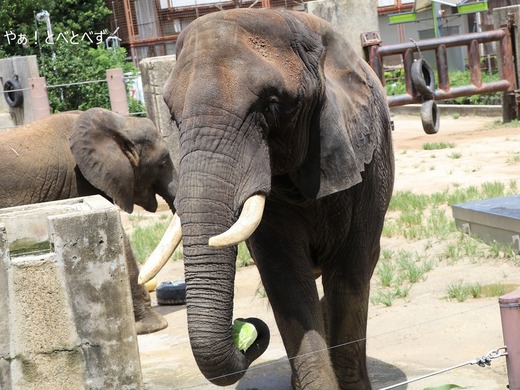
[106,68,129,116]
[499,292,520,389]
[432,2,442,38]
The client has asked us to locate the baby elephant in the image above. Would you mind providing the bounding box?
[0,107,178,335]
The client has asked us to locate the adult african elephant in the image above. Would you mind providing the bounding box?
[1,107,177,335]
[140,8,394,389]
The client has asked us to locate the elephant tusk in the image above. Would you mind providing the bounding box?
[138,213,182,284]
[208,194,265,248]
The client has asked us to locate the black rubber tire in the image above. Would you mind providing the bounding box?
[411,58,435,100]
[420,100,440,135]
[4,76,23,108]
[156,280,186,305]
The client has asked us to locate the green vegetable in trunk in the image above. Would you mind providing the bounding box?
[232,319,258,352]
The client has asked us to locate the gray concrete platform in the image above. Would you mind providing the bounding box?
[452,195,520,252]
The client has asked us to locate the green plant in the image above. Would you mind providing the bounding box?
[424,384,463,390]
[397,254,433,284]
[507,152,520,164]
[422,142,456,150]
[376,260,394,287]
[446,282,517,302]
[130,219,183,264]
[448,152,462,159]
[237,242,254,268]
[370,290,396,307]
[384,69,501,105]
[443,71,501,105]
[44,43,140,113]
[446,281,468,302]
[468,283,482,298]
[255,285,267,298]
[394,285,412,298]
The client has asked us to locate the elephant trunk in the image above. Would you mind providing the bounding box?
[177,153,269,386]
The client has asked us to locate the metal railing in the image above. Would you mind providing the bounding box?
[367,28,516,109]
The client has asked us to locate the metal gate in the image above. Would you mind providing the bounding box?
[364,11,519,132]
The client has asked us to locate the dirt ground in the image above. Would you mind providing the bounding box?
[130,113,520,389]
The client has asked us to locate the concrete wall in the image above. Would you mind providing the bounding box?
[139,55,179,171]
[0,56,40,128]
[306,0,379,58]
[0,196,143,390]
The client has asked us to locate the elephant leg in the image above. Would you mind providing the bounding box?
[250,212,339,390]
[322,228,382,389]
[122,233,168,335]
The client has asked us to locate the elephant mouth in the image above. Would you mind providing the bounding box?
[138,193,266,284]
[134,192,159,213]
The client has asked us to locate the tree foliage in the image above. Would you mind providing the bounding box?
[0,0,144,113]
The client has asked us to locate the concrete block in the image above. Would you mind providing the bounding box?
[0,195,143,390]
[452,195,520,253]
[0,55,40,127]
[0,225,12,390]
[306,0,379,58]
[139,55,179,170]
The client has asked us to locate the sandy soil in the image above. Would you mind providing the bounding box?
[130,113,520,389]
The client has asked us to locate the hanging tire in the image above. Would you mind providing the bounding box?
[4,75,23,108]
[411,58,435,100]
[420,100,440,135]
[156,280,186,305]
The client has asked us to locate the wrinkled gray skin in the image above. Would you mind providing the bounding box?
[163,9,395,389]
[0,107,178,335]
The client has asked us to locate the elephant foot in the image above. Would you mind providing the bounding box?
[134,306,168,335]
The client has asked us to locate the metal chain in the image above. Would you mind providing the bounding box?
[471,346,508,367]
[409,38,423,59]
[378,346,508,390]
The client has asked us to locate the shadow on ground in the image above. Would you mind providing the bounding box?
[235,356,406,390]
[369,356,407,389]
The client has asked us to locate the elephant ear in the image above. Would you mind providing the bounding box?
[69,108,138,213]
[297,18,390,199]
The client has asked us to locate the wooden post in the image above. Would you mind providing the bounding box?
[106,68,129,116]
[500,292,520,389]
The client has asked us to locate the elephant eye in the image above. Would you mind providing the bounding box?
[263,97,280,126]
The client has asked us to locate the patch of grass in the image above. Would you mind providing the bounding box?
[452,113,460,119]
[441,232,481,264]
[422,142,455,150]
[481,283,516,297]
[129,220,255,267]
[490,119,520,128]
[376,260,394,287]
[481,181,506,199]
[129,219,184,264]
[487,241,518,260]
[370,290,396,307]
[255,285,267,298]
[397,253,434,284]
[378,180,520,307]
[237,242,254,268]
[446,282,517,302]
[448,152,462,159]
[507,152,520,164]
[446,281,469,302]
